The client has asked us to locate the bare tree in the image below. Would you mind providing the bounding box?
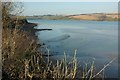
[2,1,24,28]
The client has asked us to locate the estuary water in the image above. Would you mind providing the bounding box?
[28,19,118,78]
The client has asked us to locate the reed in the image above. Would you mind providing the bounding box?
[23,48,116,79]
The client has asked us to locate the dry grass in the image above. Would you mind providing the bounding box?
[23,49,77,79]
[23,47,116,80]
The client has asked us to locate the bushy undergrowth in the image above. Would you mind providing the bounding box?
[2,28,38,79]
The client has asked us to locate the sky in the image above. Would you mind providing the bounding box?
[3,0,120,2]
[21,2,118,16]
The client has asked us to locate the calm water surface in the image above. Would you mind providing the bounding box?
[28,19,118,78]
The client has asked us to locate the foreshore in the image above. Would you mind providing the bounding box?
[21,19,52,56]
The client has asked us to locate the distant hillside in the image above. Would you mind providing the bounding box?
[68,13,119,21]
[26,13,119,21]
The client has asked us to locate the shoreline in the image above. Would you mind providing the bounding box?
[21,20,52,56]
[26,13,119,21]
[27,18,119,22]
